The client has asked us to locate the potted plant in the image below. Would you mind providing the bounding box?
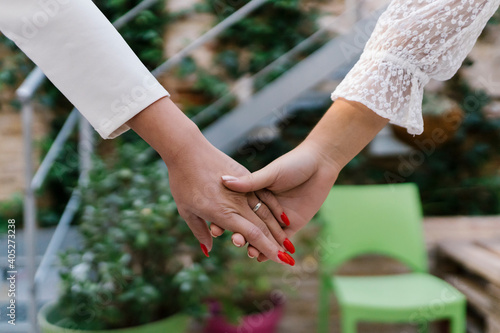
[38,142,212,332]
[203,244,286,333]
[391,92,464,148]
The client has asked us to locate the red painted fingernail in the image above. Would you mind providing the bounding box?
[281,212,290,226]
[278,251,290,264]
[200,243,209,257]
[283,238,295,254]
[284,253,295,266]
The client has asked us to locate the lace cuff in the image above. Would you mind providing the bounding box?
[331,51,430,135]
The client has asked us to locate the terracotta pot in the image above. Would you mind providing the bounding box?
[391,105,464,149]
[203,300,284,333]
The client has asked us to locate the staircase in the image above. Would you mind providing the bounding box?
[202,9,384,153]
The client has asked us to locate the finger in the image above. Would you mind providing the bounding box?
[231,233,246,247]
[247,193,293,253]
[255,188,290,227]
[182,211,212,256]
[247,245,269,262]
[257,252,269,263]
[229,213,290,265]
[240,203,296,266]
[221,163,278,193]
[210,224,225,238]
[247,245,260,259]
[246,227,298,262]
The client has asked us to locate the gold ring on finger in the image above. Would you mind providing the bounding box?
[252,202,262,212]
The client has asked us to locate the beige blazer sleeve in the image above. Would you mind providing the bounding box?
[0,0,169,139]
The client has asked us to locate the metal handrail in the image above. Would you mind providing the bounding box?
[30,110,79,191]
[152,0,268,76]
[34,183,81,285]
[17,1,160,332]
[112,0,159,30]
[191,9,346,126]
[202,7,383,153]
[16,67,45,102]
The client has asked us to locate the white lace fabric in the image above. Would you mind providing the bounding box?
[332,0,500,134]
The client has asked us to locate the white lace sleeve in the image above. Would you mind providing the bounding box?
[331,0,500,135]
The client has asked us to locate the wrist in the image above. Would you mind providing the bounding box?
[305,98,388,169]
[127,97,205,166]
[299,138,344,177]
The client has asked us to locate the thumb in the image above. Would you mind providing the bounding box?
[222,165,277,193]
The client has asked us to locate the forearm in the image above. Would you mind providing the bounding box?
[127,97,204,166]
[305,98,388,169]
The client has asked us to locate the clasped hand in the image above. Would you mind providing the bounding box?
[128,97,385,265]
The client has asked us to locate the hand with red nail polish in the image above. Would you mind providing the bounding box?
[278,251,295,266]
[200,243,210,257]
[128,97,290,265]
[281,213,290,226]
[283,238,295,254]
[220,99,387,261]
[219,142,340,261]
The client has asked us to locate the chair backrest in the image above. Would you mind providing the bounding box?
[318,183,428,274]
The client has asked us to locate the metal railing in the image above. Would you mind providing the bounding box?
[191,10,342,127]
[17,0,163,328]
[15,0,270,331]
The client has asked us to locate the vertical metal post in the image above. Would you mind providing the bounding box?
[78,114,93,186]
[345,0,358,27]
[21,99,38,333]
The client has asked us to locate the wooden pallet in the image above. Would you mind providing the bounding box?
[439,239,500,333]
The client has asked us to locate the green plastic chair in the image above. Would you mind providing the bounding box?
[317,184,466,333]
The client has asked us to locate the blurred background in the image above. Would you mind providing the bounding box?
[0,0,500,332]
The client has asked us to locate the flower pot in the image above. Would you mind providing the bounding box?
[38,302,190,333]
[391,104,464,149]
[203,300,284,333]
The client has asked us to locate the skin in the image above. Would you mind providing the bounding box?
[127,97,289,263]
[215,98,389,261]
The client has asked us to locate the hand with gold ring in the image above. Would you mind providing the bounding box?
[210,190,295,266]
[209,189,296,265]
